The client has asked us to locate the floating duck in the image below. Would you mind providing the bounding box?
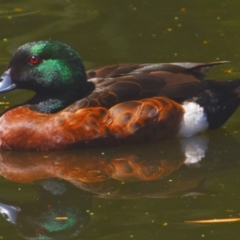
[0,41,239,150]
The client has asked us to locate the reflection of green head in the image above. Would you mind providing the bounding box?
[16,203,90,240]
[40,208,79,233]
[12,178,92,240]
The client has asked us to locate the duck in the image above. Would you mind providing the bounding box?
[0,40,239,150]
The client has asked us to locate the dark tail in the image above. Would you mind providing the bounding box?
[193,78,240,129]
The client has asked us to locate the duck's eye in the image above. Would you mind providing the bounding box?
[28,55,40,65]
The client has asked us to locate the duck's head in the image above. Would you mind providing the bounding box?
[0,41,95,113]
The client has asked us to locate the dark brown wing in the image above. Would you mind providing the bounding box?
[65,61,228,112]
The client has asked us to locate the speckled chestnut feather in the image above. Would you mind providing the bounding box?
[0,97,183,150]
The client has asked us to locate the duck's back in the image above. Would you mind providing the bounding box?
[64,62,224,112]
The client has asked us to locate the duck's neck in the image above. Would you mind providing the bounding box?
[26,93,76,113]
[26,83,95,113]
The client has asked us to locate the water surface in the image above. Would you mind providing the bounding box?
[0,1,240,239]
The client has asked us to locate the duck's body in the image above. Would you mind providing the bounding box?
[0,41,239,150]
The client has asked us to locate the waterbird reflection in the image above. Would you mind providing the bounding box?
[0,132,240,239]
[0,179,91,239]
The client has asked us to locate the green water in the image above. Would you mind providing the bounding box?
[0,0,240,239]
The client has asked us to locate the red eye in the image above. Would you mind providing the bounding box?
[28,55,40,65]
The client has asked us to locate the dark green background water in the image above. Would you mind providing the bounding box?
[0,0,240,239]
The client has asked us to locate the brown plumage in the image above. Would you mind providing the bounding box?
[66,62,217,110]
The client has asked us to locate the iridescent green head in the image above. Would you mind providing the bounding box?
[8,40,89,93]
[0,41,95,113]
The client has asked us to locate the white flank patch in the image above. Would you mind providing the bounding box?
[178,102,209,137]
[180,135,208,165]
